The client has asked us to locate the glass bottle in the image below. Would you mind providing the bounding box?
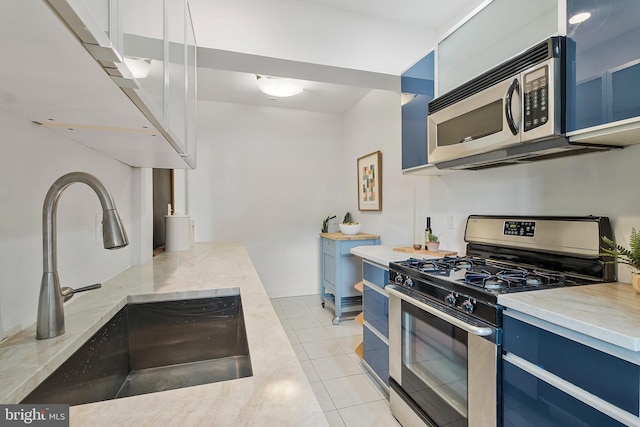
[424,217,432,246]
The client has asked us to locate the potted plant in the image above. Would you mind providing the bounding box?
[600,228,640,293]
[321,215,336,233]
[339,212,361,235]
[426,233,440,252]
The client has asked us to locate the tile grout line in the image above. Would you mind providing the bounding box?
[271,295,398,427]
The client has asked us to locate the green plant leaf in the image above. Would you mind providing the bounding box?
[600,229,640,270]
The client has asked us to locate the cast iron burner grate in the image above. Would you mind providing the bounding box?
[464,268,567,291]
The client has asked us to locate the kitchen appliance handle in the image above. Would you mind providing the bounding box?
[386,286,494,337]
[505,78,520,135]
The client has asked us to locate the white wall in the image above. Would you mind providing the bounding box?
[343,90,640,284]
[184,86,640,302]
[0,110,142,341]
[341,90,427,246]
[425,145,640,283]
[189,101,346,297]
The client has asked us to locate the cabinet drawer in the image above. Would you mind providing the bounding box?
[503,359,626,427]
[362,260,389,289]
[363,283,388,338]
[322,238,336,253]
[363,325,389,386]
[503,315,640,415]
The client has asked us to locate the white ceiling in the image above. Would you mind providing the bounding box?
[295,0,485,30]
[188,0,487,114]
[197,68,373,114]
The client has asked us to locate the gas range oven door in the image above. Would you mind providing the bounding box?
[387,286,500,427]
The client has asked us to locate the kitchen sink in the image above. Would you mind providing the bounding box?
[22,295,252,405]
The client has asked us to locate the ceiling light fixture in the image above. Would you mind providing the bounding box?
[256,75,304,97]
[400,93,417,106]
[123,57,151,79]
[568,12,591,25]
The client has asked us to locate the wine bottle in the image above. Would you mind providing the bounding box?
[424,217,432,246]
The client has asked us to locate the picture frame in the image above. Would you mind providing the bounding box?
[357,151,382,211]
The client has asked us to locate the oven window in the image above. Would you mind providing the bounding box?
[401,300,468,427]
[437,99,503,147]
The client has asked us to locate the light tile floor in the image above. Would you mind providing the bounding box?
[270,294,402,427]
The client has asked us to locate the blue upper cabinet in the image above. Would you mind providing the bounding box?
[401,51,434,170]
[567,0,640,132]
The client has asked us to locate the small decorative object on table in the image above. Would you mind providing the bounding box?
[412,243,422,250]
[426,233,440,252]
[600,228,640,293]
[321,215,336,233]
[339,212,361,235]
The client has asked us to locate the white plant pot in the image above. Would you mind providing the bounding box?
[339,223,361,235]
[426,242,440,252]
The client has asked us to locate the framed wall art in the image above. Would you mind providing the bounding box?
[357,151,382,211]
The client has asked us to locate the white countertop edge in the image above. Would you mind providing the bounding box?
[350,245,416,266]
[504,309,640,365]
[498,282,640,356]
[501,298,640,351]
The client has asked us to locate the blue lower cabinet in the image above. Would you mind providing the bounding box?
[503,360,625,427]
[363,325,389,386]
[363,284,388,338]
[503,315,640,414]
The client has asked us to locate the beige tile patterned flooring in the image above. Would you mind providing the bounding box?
[270,294,401,427]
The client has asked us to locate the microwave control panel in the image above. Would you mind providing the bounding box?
[523,65,548,132]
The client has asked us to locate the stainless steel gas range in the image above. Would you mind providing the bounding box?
[386,215,615,427]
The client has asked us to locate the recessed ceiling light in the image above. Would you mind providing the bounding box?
[569,12,591,25]
[256,75,304,97]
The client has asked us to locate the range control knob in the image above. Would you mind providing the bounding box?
[460,299,475,314]
[405,278,414,288]
[445,293,457,306]
[395,274,404,284]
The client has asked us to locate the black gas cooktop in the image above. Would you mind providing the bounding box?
[387,215,616,326]
[392,256,589,295]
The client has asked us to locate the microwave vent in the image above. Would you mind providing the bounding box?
[429,37,562,115]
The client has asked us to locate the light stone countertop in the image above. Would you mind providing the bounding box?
[350,245,429,266]
[0,242,328,427]
[498,281,640,358]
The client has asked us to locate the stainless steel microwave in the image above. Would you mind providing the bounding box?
[428,37,613,170]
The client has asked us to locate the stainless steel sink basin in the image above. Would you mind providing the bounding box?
[22,295,252,405]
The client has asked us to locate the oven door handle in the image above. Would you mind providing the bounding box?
[386,286,494,337]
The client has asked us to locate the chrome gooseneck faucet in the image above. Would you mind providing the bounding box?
[36,172,129,340]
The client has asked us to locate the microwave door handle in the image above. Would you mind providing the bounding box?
[505,78,520,135]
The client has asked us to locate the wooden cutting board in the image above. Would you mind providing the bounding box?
[393,246,457,257]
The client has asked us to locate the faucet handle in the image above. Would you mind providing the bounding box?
[61,283,102,302]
